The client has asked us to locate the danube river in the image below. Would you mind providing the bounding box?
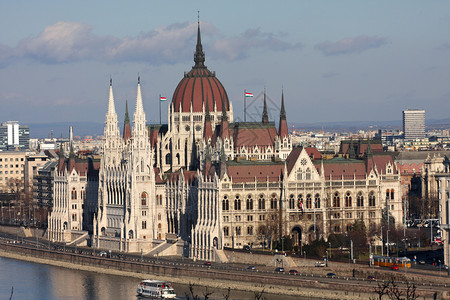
[0,256,311,300]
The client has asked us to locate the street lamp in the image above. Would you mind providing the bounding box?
[329,242,331,259]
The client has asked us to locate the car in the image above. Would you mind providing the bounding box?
[418,260,426,265]
[288,269,298,275]
[99,251,107,257]
[367,275,376,280]
[315,261,326,267]
[326,272,337,278]
[243,245,251,251]
[390,264,399,270]
[204,261,211,266]
[247,266,255,270]
[274,267,285,273]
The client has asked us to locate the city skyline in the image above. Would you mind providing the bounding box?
[1,1,450,125]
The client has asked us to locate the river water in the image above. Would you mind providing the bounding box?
[0,256,313,300]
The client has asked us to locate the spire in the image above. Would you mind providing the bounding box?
[194,14,206,68]
[262,89,269,123]
[123,100,131,142]
[366,138,373,157]
[348,138,356,159]
[107,77,116,116]
[220,94,229,139]
[135,75,144,115]
[280,89,286,120]
[278,89,288,139]
[203,97,213,140]
[219,143,228,179]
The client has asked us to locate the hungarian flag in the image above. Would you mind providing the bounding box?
[245,92,253,97]
[160,96,167,101]
[298,200,304,212]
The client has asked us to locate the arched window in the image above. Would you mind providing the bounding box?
[390,189,394,200]
[345,192,352,207]
[223,226,229,236]
[306,168,311,180]
[346,223,352,232]
[333,192,340,208]
[246,195,253,210]
[71,188,77,200]
[142,221,147,229]
[270,194,277,209]
[165,153,171,165]
[157,213,161,221]
[297,194,304,210]
[236,226,241,236]
[357,192,364,207]
[306,194,312,209]
[176,153,180,165]
[297,168,303,180]
[258,194,265,210]
[128,230,134,239]
[141,192,147,206]
[234,195,241,210]
[315,194,320,208]
[386,189,390,200]
[289,194,295,209]
[334,224,340,233]
[222,196,229,211]
[369,191,376,207]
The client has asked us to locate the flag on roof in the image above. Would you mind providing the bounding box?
[160,96,167,101]
[245,92,253,97]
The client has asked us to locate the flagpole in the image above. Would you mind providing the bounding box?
[159,94,161,124]
[244,90,246,122]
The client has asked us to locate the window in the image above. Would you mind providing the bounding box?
[141,192,147,206]
[346,224,352,232]
[142,211,147,216]
[222,196,229,211]
[258,194,265,210]
[142,221,147,229]
[369,192,376,207]
[345,192,352,207]
[72,214,77,221]
[289,194,295,209]
[246,195,253,210]
[158,213,161,220]
[297,194,303,210]
[306,168,311,180]
[247,226,253,235]
[236,226,241,236]
[297,168,302,180]
[315,194,320,208]
[234,195,241,210]
[333,192,340,208]
[386,189,390,200]
[270,194,277,209]
[334,224,340,233]
[306,194,312,209]
[71,188,77,200]
[390,189,394,200]
[357,192,364,207]
[247,215,253,221]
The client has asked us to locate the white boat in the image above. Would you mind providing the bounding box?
[136,279,176,299]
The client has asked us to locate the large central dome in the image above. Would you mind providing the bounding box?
[171,22,229,113]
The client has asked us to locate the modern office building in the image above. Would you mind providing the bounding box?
[0,151,27,192]
[0,121,30,151]
[403,109,425,140]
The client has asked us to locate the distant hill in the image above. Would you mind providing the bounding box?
[29,122,104,139]
[28,118,450,138]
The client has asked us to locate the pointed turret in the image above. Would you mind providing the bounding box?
[135,76,144,117]
[262,90,269,123]
[278,90,288,139]
[68,145,76,173]
[219,143,228,179]
[220,95,229,139]
[107,78,116,116]
[123,100,131,142]
[366,138,373,157]
[194,18,206,68]
[203,99,213,140]
[348,138,356,159]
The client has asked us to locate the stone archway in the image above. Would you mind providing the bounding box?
[291,226,302,247]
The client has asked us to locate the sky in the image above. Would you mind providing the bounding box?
[1,1,450,130]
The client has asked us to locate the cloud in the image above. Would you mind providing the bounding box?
[314,35,388,56]
[0,21,303,67]
[438,42,450,50]
[211,28,303,61]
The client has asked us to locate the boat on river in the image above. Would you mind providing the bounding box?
[136,279,176,298]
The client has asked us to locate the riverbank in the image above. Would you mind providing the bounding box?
[0,249,375,299]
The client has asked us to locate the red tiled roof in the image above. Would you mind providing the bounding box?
[233,123,277,148]
[227,162,284,183]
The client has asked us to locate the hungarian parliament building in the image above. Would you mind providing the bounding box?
[47,23,402,261]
